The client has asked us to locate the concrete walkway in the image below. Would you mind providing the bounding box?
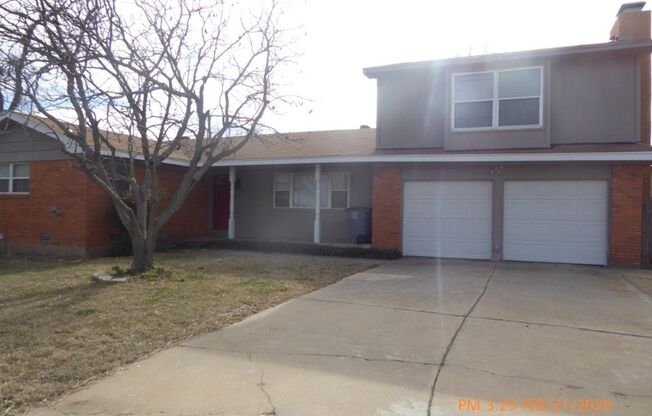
[30,258,652,416]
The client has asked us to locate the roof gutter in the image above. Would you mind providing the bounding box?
[211,152,652,166]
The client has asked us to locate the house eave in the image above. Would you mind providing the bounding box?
[363,39,652,78]
[211,152,652,166]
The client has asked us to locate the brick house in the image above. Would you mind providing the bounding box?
[2,3,652,266]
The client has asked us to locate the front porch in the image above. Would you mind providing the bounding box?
[203,163,374,246]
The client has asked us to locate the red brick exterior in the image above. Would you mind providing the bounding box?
[610,164,650,266]
[371,165,401,250]
[0,159,210,257]
[0,160,98,256]
[155,167,211,239]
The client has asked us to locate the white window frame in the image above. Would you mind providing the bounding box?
[0,163,30,194]
[273,171,350,209]
[451,66,544,132]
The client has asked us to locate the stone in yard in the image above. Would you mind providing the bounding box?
[93,274,128,283]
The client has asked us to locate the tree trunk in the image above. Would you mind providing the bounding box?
[130,232,157,273]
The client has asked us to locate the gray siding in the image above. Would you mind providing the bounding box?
[377,70,446,149]
[0,123,68,162]
[233,164,372,243]
[550,54,639,144]
[401,162,612,261]
[376,52,642,150]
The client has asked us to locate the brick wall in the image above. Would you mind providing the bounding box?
[0,160,92,256]
[0,159,211,257]
[371,165,401,250]
[154,166,211,239]
[610,164,650,265]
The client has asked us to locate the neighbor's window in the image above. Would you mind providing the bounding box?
[112,159,131,195]
[452,67,542,130]
[274,172,349,209]
[0,163,30,194]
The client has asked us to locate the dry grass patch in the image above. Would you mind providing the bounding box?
[0,249,379,415]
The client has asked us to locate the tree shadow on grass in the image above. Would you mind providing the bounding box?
[0,279,113,324]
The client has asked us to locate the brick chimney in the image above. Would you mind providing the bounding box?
[611,2,650,40]
[611,3,651,144]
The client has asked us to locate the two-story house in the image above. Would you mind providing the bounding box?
[1,2,652,266]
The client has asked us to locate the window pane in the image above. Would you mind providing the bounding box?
[293,174,314,208]
[116,181,130,195]
[13,163,29,177]
[0,165,9,178]
[12,179,29,193]
[499,98,540,126]
[319,175,329,208]
[275,174,290,191]
[454,72,494,101]
[0,179,8,192]
[499,68,541,98]
[331,172,348,190]
[275,191,290,207]
[454,101,493,128]
[331,190,348,208]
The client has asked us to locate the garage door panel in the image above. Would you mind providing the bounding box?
[505,201,551,219]
[403,239,491,259]
[504,180,607,265]
[405,219,491,238]
[403,181,492,259]
[505,221,606,243]
[504,242,606,265]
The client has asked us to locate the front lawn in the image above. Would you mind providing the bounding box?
[0,249,378,415]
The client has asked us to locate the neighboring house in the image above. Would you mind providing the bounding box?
[2,2,652,266]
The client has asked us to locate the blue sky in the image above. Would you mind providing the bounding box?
[268,0,636,132]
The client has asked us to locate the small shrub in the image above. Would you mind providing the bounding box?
[174,239,402,260]
[110,265,128,276]
[139,266,171,280]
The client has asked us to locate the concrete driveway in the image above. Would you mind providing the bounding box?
[30,258,652,416]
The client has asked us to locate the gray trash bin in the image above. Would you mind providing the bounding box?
[346,207,372,244]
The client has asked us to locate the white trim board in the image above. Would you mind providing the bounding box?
[211,152,652,166]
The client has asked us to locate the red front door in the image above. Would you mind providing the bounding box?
[213,176,230,230]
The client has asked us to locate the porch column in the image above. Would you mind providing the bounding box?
[228,166,236,240]
[314,164,321,243]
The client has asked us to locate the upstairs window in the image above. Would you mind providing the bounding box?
[0,163,30,194]
[452,67,542,130]
[274,172,349,209]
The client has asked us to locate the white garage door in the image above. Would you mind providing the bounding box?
[503,180,608,266]
[403,181,493,259]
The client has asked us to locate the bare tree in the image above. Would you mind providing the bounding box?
[0,0,291,272]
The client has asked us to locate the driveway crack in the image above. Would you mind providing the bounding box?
[303,297,464,318]
[180,345,438,366]
[469,315,652,340]
[426,261,498,416]
[248,353,277,416]
[445,364,652,399]
[618,273,652,304]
